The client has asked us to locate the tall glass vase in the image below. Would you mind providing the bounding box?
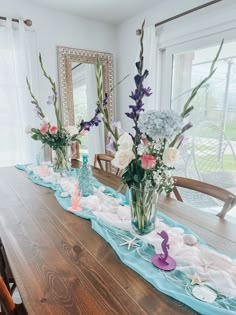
[129,185,158,235]
[52,146,71,173]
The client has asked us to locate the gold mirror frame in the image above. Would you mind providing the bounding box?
[57,46,114,161]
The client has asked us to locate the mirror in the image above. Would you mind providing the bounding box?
[57,46,114,164]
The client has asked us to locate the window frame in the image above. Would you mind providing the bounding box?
[159,26,236,110]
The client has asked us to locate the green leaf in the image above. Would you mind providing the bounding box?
[31,133,42,141]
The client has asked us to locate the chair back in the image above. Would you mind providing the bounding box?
[94,154,120,176]
[168,176,236,218]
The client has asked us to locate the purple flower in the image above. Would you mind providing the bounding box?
[126,68,152,125]
[182,121,193,132]
[106,139,116,154]
[103,93,108,109]
[111,121,123,135]
[47,95,54,105]
[79,107,101,131]
[134,70,149,87]
[80,120,91,131]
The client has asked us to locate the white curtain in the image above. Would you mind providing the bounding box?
[137,26,159,110]
[85,64,105,165]
[0,18,38,167]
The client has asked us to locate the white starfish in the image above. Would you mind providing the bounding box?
[119,237,141,250]
[188,273,207,285]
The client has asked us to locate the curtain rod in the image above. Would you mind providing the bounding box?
[0,16,32,26]
[155,0,223,27]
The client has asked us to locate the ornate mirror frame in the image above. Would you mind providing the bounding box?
[57,45,114,137]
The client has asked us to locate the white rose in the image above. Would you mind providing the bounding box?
[25,125,32,134]
[112,149,135,169]
[163,147,179,167]
[42,116,49,124]
[118,132,133,150]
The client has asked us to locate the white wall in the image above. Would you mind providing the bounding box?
[0,0,116,123]
[116,0,236,131]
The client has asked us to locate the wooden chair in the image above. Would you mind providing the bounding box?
[167,176,236,218]
[0,275,26,315]
[94,154,120,176]
[0,241,16,295]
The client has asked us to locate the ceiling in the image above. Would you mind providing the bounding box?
[31,0,159,24]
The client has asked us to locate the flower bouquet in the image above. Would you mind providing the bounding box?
[26,54,81,173]
[81,21,222,234]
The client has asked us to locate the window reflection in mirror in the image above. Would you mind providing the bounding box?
[71,62,104,161]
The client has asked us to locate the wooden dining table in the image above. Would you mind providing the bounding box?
[0,166,236,315]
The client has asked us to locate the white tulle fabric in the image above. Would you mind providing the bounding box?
[80,187,236,299]
[28,165,236,299]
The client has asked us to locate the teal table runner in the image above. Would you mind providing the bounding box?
[16,164,236,315]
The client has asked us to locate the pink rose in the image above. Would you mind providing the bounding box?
[49,125,58,134]
[40,124,49,135]
[140,154,157,169]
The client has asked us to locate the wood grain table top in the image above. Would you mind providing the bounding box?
[0,166,235,315]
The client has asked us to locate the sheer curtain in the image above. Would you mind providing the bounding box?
[0,18,38,167]
[85,64,105,165]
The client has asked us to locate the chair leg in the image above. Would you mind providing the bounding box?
[0,242,10,292]
[217,195,235,218]
[0,241,16,295]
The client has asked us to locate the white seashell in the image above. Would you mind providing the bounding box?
[61,191,69,198]
[183,234,198,246]
[192,286,217,303]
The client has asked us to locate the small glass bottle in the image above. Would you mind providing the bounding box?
[78,155,93,196]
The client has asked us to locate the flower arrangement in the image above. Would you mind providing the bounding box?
[82,21,222,194]
[26,54,81,172]
[78,21,222,234]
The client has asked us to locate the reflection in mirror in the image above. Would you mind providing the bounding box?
[57,46,114,166]
[71,62,104,159]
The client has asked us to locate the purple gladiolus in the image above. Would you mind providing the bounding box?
[125,68,152,124]
[106,138,116,154]
[182,121,193,132]
[111,121,123,135]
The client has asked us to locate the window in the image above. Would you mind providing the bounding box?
[159,29,236,179]
[72,63,89,155]
[171,41,236,176]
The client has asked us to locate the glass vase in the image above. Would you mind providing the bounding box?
[52,146,71,174]
[78,155,93,196]
[129,185,158,235]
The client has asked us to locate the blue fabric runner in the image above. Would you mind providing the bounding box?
[16,164,236,315]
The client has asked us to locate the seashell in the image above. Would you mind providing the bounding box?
[183,234,198,246]
[192,285,217,303]
[61,191,69,198]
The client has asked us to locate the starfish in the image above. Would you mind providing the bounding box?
[119,237,141,250]
[188,273,207,285]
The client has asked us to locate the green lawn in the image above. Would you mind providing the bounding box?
[225,122,236,141]
[223,154,236,175]
[190,154,236,175]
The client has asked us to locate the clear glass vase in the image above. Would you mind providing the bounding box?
[52,146,71,173]
[129,185,158,235]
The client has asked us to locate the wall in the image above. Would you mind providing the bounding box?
[0,0,116,123]
[116,0,236,131]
